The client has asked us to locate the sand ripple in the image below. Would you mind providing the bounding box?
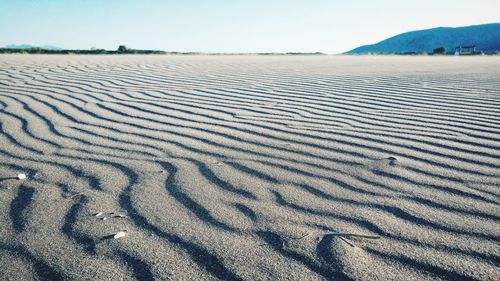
[0,55,499,280]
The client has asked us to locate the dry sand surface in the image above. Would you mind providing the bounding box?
[0,55,499,280]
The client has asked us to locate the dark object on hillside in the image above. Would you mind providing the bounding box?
[432,47,446,54]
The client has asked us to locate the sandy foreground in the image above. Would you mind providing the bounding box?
[0,55,498,280]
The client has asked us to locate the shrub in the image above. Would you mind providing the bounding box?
[117,45,128,53]
[433,47,446,54]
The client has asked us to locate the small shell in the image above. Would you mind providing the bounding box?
[17,173,27,180]
[114,231,127,239]
[95,212,104,217]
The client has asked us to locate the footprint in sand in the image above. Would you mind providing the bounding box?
[387,156,397,166]
[363,156,398,173]
[317,235,382,280]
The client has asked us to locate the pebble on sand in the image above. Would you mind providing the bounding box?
[114,231,127,239]
[17,173,27,180]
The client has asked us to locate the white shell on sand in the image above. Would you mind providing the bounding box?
[113,231,127,239]
[17,173,27,180]
[95,212,104,217]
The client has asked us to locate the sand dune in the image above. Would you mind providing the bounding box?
[0,55,499,280]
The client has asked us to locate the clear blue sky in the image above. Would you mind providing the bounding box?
[1,0,498,54]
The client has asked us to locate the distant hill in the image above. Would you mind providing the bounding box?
[345,23,500,54]
[6,44,62,50]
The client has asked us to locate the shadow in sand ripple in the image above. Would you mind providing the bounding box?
[117,251,155,281]
[0,243,66,280]
[233,203,257,222]
[9,184,35,233]
[62,195,96,255]
[257,231,352,280]
[110,160,243,280]
[366,248,480,281]
[159,161,237,231]
[193,160,257,199]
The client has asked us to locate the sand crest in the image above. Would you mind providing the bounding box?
[0,55,499,280]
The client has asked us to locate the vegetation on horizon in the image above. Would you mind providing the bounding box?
[0,45,326,56]
[0,45,166,55]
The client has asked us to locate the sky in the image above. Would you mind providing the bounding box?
[0,0,499,54]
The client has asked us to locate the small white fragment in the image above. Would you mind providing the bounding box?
[114,231,127,239]
[17,173,27,180]
[101,217,107,221]
[95,212,104,217]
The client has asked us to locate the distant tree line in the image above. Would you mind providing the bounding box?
[0,45,166,55]
[0,45,326,56]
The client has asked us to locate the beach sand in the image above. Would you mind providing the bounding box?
[0,55,499,280]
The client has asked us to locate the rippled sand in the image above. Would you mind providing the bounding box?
[0,55,499,280]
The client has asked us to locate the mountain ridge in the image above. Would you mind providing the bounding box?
[345,23,500,54]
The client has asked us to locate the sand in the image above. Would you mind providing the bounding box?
[0,54,498,280]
